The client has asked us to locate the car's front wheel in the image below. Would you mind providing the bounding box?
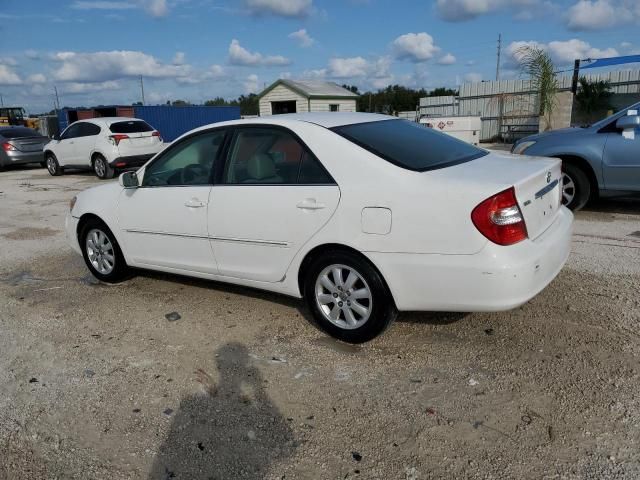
[45,153,62,176]
[80,219,129,283]
[93,154,114,180]
[304,251,397,343]
[561,163,590,211]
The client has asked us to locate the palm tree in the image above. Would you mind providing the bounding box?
[517,46,559,131]
[575,76,612,123]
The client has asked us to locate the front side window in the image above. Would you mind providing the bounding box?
[332,119,488,171]
[61,123,82,140]
[222,127,333,185]
[143,130,225,187]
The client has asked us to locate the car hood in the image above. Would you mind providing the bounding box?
[522,127,589,143]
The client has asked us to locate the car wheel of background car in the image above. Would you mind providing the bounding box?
[561,163,590,211]
[45,153,62,176]
[80,218,129,283]
[304,251,397,343]
[93,154,114,180]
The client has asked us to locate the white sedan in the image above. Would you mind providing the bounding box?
[66,113,573,343]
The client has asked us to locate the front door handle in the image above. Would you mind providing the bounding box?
[297,198,326,210]
[185,198,206,208]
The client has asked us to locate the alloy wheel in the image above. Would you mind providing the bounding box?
[561,172,576,206]
[314,264,373,330]
[46,156,56,175]
[94,158,106,178]
[86,228,115,275]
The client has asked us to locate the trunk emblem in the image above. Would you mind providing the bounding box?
[546,171,552,183]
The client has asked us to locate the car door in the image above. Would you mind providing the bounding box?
[208,126,340,283]
[118,129,227,273]
[74,122,101,166]
[602,111,640,191]
[55,123,82,166]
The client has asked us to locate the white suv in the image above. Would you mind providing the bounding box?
[44,117,164,179]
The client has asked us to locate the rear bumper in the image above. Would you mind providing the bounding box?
[110,153,155,169]
[366,207,573,312]
[1,151,44,165]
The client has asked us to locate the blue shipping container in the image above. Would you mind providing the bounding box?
[57,105,240,141]
[133,105,240,141]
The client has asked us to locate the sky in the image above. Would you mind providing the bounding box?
[1,0,639,113]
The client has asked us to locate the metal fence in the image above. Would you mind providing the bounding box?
[419,70,640,142]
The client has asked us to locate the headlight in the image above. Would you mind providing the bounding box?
[69,196,77,213]
[512,141,536,155]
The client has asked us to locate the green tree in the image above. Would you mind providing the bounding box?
[171,99,191,106]
[204,97,227,106]
[575,76,613,123]
[517,45,559,131]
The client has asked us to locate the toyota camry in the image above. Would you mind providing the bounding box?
[66,113,573,343]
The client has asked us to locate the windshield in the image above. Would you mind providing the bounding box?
[590,101,640,130]
[331,119,487,172]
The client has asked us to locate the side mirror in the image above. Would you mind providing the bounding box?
[616,115,640,131]
[119,171,139,189]
[52,134,60,141]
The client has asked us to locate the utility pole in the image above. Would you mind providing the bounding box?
[54,86,60,110]
[571,59,581,94]
[139,75,145,105]
[0,93,3,107]
[496,33,502,81]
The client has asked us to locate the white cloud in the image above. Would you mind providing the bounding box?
[71,0,168,16]
[301,68,327,80]
[0,64,21,85]
[392,32,440,62]
[620,41,632,49]
[0,56,18,66]
[464,72,483,83]
[62,81,121,94]
[328,57,369,77]
[24,49,40,60]
[27,73,47,84]
[244,73,260,93]
[245,0,313,18]
[288,28,314,48]
[437,53,457,65]
[228,39,291,66]
[176,64,227,84]
[172,51,186,65]
[507,39,619,66]
[566,0,640,31]
[436,0,547,21]
[52,50,190,82]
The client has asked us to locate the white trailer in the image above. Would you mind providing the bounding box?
[418,115,482,146]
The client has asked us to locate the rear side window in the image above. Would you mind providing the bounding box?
[0,127,39,138]
[331,119,488,171]
[109,120,153,134]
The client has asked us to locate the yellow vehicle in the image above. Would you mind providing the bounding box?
[0,107,28,127]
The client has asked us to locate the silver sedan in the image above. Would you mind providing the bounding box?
[0,127,49,170]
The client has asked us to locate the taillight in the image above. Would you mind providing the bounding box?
[152,131,162,141]
[2,142,16,151]
[471,187,528,246]
[109,134,129,146]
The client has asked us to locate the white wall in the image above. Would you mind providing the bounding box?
[308,99,357,113]
[259,84,308,116]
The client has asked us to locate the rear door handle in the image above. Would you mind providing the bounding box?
[185,198,206,208]
[296,199,326,210]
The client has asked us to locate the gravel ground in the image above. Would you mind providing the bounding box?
[0,166,639,480]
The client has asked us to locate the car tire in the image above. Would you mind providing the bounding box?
[45,153,63,176]
[79,218,129,283]
[303,251,397,343]
[561,163,590,211]
[93,154,114,180]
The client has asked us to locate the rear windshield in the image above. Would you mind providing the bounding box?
[0,127,40,139]
[109,120,153,134]
[331,119,487,171]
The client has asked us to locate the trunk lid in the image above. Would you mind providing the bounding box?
[9,136,48,152]
[439,151,562,240]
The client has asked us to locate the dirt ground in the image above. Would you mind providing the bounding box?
[1,166,639,480]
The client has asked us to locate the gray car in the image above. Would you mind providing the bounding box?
[511,102,640,210]
[0,126,49,171]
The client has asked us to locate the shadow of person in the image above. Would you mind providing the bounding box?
[148,343,296,480]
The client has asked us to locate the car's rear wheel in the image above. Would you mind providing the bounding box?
[46,153,62,176]
[80,218,129,283]
[304,251,397,343]
[561,163,590,211]
[93,154,114,180]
